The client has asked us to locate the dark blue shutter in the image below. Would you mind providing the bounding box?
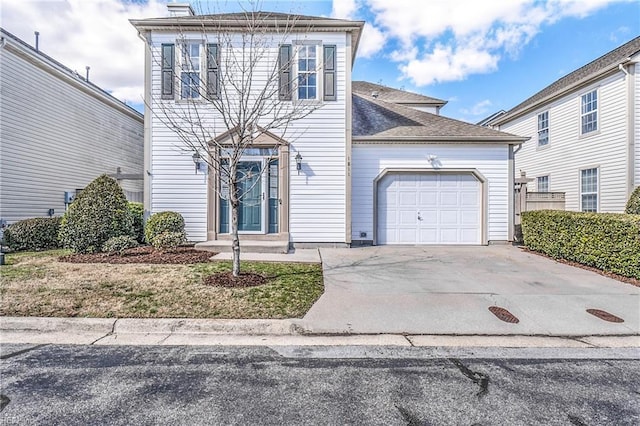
[279,44,292,101]
[161,43,174,100]
[206,43,219,99]
[323,45,336,101]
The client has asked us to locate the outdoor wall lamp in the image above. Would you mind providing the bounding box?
[192,152,201,174]
[295,152,303,175]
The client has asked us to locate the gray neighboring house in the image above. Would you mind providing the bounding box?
[491,36,640,213]
[0,28,144,225]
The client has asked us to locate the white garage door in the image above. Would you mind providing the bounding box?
[377,173,481,245]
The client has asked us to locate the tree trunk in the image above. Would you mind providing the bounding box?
[230,168,241,277]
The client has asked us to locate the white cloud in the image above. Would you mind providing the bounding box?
[331,0,358,19]
[460,99,493,116]
[362,0,626,86]
[1,0,167,105]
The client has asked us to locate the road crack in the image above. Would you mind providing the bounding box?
[395,404,425,426]
[449,358,489,398]
[0,344,47,360]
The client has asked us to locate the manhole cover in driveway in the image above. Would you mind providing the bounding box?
[488,306,519,323]
[586,309,624,323]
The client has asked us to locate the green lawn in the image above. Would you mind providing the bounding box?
[0,250,324,319]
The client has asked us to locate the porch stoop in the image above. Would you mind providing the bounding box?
[195,240,289,254]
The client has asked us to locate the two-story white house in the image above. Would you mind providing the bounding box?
[491,36,640,213]
[131,5,526,250]
[0,28,144,225]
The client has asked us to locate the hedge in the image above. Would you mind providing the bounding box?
[3,217,62,251]
[144,211,185,244]
[59,174,134,253]
[521,210,640,279]
[626,186,640,214]
[128,202,145,243]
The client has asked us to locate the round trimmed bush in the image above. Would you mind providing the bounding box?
[3,217,62,251]
[625,186,640,214]
[151,231,186,251]
[145,211,185,243]
[128,202,145,243]
[59,174,134,253]
[102,235,139,255]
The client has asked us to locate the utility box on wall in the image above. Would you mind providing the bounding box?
[64,191,76,204]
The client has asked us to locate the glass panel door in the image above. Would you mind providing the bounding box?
[237,161,262,232]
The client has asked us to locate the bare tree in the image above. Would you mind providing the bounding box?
[148,8,324,276]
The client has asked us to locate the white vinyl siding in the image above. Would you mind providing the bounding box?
[351,144,510,243]
[635,62,640,187]
[148,32,348,242]
[0,41,143,225]
[500,72,628,213]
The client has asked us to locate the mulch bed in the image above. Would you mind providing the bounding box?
[520,247,640,287]
[59,246,213,264]
[203,272,268,288]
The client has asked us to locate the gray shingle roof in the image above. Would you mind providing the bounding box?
[352,81,446,106]
[150,11,358,23]
[494,35,640,125]
[352,93,526,142]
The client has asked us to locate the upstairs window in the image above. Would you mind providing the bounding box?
[297,45,317,100]
[580,168,598,212]
[180,42,202,99]
[537,111,549,146]
[537,175,549,192]
[581,89,598,134]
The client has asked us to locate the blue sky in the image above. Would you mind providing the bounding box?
[3,0,639,122]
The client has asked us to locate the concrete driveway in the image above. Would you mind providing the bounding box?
[301,246,640,335]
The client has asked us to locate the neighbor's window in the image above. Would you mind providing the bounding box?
[180,42,201,99]
[537,111,549,146]
[297,45,317,100]
[580,168,598,212]
[537,175,549,192]
[581,89,598,134]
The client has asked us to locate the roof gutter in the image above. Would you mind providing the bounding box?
[353,135,529,144]
[493,58,635,126]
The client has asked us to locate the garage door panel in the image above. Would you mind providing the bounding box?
[461,210,479,225]
[377,173,482,245]
[399,191,417,206]
[399,210,416,225]
[460,191,479,206]
[440,192,459,206]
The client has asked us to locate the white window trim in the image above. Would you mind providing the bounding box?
[537,111,549,148]
[537,175,549,192]
[177,39,205,101]
[579,88,599,137]
[293,40,323,103]
[579,167,599,212]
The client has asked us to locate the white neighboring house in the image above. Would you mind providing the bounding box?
[491,36,640,213]
[131,6,526,249]
[0,28,144,226]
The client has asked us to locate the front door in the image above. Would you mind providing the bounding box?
[237,161,262,232]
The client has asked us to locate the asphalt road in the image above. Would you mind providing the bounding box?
[1,344,638,425]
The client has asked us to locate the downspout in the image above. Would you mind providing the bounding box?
[0,36,6,50]
[620,61,636,196]
[136,30,153,221]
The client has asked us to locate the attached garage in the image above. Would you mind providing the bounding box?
[376,171,483,245]
[350,89,527,246]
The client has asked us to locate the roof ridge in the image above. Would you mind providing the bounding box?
[495,35,640,124]
[352,81,446,105]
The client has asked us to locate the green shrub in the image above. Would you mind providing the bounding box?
[521,210,640,279]
[102,235,139,255]
[128,202,145,243]
[59,175,134,253]
[626,186,640,214]
[151,231,186,251]
[3,217,62,251]
[145,211,185,244]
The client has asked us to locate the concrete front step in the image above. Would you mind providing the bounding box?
[195,240,289,254]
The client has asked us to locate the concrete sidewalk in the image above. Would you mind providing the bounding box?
[1,317,639,348]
